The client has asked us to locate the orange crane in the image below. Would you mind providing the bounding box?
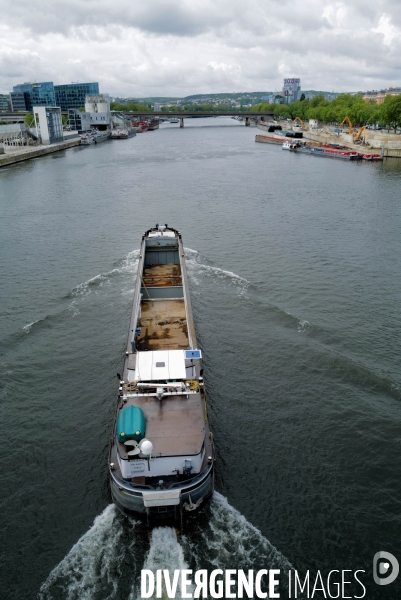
[353,126,367,142]
[292,116,308,130]
[339,116,353,134]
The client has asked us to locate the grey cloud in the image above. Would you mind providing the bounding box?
[0,0,237,36]
[1,0,401,96]
[0,0,386,38]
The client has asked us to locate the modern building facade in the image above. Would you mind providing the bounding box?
[67,109,92,132]
[9,81,101,112]
[10,91,30,111]
[0,94,10,112]
[12,82,56,111]
[54,82,99,111]
[33,106,63,144]
[282,78,301,104]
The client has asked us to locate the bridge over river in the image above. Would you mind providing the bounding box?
[1,110,274,127]
[126,111,275,127]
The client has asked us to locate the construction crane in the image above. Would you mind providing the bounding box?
[353,126,367,142]
[292,116,308,130]
[339,116,353,134]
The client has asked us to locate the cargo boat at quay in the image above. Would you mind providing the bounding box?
[109,225,214,524]
[257,134,382,161]
[289,142,360,160]
[111,128,136,139]
[147,119,160,131]
[132,120,149,133]
[79,130,111,145]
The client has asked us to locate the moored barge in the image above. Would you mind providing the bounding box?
[295,144,360,160]
[109,225,214,524]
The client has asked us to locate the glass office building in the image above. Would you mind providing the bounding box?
[54,83,99,111]
[282,78,301,104]
[0,94,10,111]
[10,92,29,111]
[12,82,56,111]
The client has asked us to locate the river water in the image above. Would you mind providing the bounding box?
[0,118,400,599]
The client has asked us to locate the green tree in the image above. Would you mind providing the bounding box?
[249,102,272,113]
[380,95,401,132]
[110,101,151,112]
[300,93,305,101]
[288,98,310,120]
[309,94,327,108]
[273,104,291,118]
[24,112,35,127]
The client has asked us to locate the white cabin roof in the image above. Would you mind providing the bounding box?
[135,350,187,381]
[148,231,175,238]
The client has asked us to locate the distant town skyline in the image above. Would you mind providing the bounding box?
[1,0,400,97]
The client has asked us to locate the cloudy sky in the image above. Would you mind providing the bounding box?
[1,0,400,97]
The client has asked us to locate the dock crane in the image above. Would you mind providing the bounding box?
[339,116,353,134]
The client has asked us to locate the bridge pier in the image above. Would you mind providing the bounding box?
[245,117,250,126]
[180,118,184,128]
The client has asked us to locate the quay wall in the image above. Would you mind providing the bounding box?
[0,138,81,169]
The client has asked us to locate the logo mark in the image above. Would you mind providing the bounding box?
[373,552,399,586]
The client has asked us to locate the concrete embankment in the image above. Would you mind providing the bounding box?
[0,138,81,169]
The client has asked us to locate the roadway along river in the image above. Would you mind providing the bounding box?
[1,117,401,599]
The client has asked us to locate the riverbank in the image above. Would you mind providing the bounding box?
[0,138,81,168]
[302,129,401,157]
[256,123,401,157]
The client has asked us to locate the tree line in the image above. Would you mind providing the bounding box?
[250,93,401,132]
[110,102,152,112]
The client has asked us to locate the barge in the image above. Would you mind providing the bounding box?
[109,225,214,524]
[255,133,285,145]
[296,144,360,160]
[111,128,136,139]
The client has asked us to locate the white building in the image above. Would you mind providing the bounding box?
[85,94,111,127]
[33,106,64,145]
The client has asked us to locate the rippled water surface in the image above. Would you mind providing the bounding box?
[1,118,401,599]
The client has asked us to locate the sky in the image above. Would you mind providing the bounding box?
[1,0,400,97]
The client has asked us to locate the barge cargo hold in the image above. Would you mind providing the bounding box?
[109,225,214,525]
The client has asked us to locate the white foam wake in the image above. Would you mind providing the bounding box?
[38,493,295,599]
[131,528,192,600]
[38,505,125,600]
[297,319,310,332]
[284,309,311,333]
[23,319,40,333]
[184,247,249,293]
[185,492,292,572]
[68,249,140,315]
